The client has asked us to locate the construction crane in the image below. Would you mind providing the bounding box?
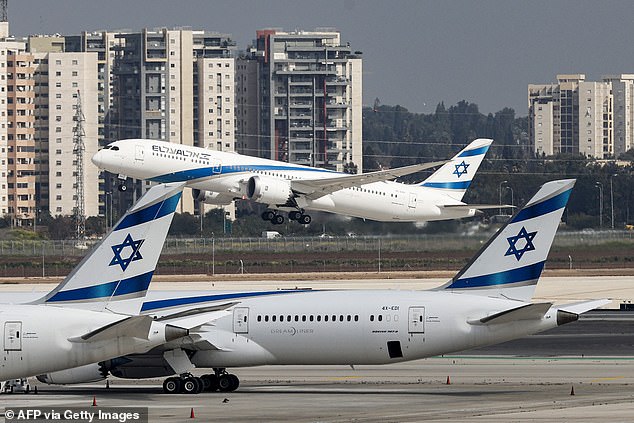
[73,91,86,241]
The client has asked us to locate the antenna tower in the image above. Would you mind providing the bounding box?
[73,91,86,240]
[0,0,7,22]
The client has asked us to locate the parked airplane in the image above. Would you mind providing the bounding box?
[38,179,608,394]
[91,138,504,225]
[0,183,193,385]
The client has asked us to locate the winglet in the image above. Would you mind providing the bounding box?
[35,183,185,310]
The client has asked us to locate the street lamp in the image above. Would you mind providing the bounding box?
[595,182,603,229]
[610,174,618,230]
[505,186,514,207]
[499,180,508,215]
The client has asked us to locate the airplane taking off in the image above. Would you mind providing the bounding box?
[91,138,504,225]
[39,179,609,394]
[0,183,192,384]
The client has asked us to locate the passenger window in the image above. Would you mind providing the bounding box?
[354,315,359,322]
[272,315,276,322]
[295,315,299,322]
[287,315,291,322]
[347,315,351,322]
[317,315,321,322]
[339,315,344,322]
[264,315,269,322]
[324,315,329,322]
[257,315,262,322]
[378,315,383,322]
[309,315,314,322]
[370,315,374,322]
[302,315,307,322]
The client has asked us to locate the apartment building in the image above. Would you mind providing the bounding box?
[604,74,634,157]
[528,74,616,158]
[246,29,363,172]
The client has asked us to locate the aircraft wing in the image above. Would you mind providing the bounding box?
[154,302,237,330]
[468,302,553,325]
[69,315,156,343]
[558,299,611,314]
[290,160,448,200]
[440,204,515,210]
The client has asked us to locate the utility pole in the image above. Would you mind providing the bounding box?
[73,91,86,241]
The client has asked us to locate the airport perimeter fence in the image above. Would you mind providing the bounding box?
[0,230,632,277]
[0,229,632,257]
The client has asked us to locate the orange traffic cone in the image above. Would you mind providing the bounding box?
[446,376,451,385]
[190,408,195,419]
[92,395,97,406]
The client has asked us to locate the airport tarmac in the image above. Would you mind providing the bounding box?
[2,358,634,422]
[1,275,633,422]
[2,274,633,307]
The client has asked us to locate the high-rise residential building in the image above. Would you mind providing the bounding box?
[528,74,615,158]
[66,28,236,216]
[603,74,634,157]
[244,29,363,173]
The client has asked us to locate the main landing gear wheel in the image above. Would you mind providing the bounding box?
[201,374,219,392]
[288,210,302,221]
[272,214,284,225]
[181,377,203,394]
[163,377,181,394]
[299,214,311,225]
[117,183,127,192]
[217,374,239,392]
[261,210,275,221]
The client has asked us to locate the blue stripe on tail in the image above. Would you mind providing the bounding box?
[445,261,545,289]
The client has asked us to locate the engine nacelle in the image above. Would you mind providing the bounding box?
[192,189,233,206]
[246,175,293,205]
[36,363,108,385]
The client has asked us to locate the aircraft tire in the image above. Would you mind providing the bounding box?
[181,377,200,394]
[218,374,239,392]
[163,377,181,394]
[261,211,275,221]
[272,214,284,225]
[288,211,301,220]
[299,214,311,225]
[118,184,127,192]
[201,374,219,392]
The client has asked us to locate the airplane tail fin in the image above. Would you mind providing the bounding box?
[34,183,184,311]
[420,138,492,201]
[438,179,575,302]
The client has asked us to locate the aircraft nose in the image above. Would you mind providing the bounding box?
[91,151,102,167]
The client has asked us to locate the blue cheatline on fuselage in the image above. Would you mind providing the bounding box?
[149,164,334,184]
[46,271,154,303]
[140,289,313,313]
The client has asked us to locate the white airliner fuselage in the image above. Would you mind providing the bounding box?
[0,305,182,381]
[139,289,565,369]
[92,138,495,224]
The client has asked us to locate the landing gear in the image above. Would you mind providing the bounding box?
[161,369,239,394]
[117,174,127,192]
[261,210,284,225]
[286,210,312,225]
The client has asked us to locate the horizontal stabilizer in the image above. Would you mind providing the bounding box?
[69,315,154,343]
[440,204,515,210]
[469,302,552,325]
[558,299,611,315]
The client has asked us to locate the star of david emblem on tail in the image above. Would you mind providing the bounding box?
[453,160,470,178]
[505,226,537,261]
[110,233,145,271]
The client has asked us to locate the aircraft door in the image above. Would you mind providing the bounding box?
[4,321,22,351]
[210,159,222,175]
[408,307,425,334]
[233,307,249,334]
[408,193,417,210]
[135,144,145,163]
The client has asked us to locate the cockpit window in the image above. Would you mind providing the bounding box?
[111,146,119,151]
[102,146,111,150]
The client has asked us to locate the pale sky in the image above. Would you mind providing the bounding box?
[11,0,634,115]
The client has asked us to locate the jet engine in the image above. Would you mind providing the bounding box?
[36,363,109,385]
[192,189,233,206]
[246,175,293,205]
